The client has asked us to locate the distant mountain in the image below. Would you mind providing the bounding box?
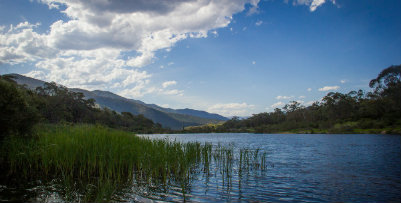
[175,108,228,120]
[5,73,46,89]
[146,105,228,121]
[6,73,228,129]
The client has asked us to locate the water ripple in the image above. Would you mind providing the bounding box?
[139,133,401,202]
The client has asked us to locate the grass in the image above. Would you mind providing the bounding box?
[0,124,268,202]
[1,124,204,201]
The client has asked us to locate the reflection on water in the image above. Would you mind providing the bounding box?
[139,133,401,202]
[1,133,400,202]
[113,142,269,202]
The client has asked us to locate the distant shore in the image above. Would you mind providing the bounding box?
[178,125,401,135]
[274,128,400,135]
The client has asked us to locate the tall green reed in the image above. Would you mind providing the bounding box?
[1,124,205,201]
[1,124,269,202]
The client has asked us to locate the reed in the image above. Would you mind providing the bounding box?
[1,124,204,201]
[0,124,269,202]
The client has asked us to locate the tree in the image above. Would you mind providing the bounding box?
[0,77,39,139]
[369,65,401,121]
[369,65,401,94]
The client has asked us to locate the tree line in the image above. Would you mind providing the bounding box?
[183,65,401,134]
[1,65,400,137]
[0,77,167,139]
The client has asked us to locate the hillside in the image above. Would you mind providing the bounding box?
[145,104,228,121]
[70,88,220,129]
[7,74,227,129]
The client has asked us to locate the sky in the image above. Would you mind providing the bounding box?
[1,0,400,117]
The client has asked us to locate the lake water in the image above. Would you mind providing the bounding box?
[139,133,401,202]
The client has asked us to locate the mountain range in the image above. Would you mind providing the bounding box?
[6,74,228,129]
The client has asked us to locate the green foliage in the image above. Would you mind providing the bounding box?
[1,124,201,201]
[369,65,401,92]
[0,76,167,135]
[369,65,401,120]
[35,82,96,123]
[0,76,39,138]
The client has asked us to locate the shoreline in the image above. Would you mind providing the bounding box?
[150,128,401,135]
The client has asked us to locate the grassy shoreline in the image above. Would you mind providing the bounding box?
[0,123,268,202]
[1,124,205,201]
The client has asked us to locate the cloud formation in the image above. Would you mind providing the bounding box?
[275,95,294,100]
[318,85,340,91]
[162,80,177,88]
[291,0,335,12]
[39,0,260,55]
[1,0,333,106]
[271,101,285,108]
[304,100,315,106]
[161,89,184,96]
[208,102,255,117]
[1,0,260,97]
[0,22,57,65]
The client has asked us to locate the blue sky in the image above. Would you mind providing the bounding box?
[1,0,400,117]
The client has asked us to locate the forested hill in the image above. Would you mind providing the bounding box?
[6,74,227,129]
[183,65,401,134]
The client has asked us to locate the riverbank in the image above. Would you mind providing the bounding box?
[274,128,401,135]
[0,124,206,201]
[0,123,268,202]
[181,122,401,135]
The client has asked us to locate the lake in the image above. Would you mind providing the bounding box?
[138,133,401,202]
[1,133,400,202]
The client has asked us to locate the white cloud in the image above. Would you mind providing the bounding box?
[255,20,263,26]
[276,95,293,100]
[160,104,170,108]
[135,80,182,96]
[271,101,285,108]
[307,88,312,92]
[167,62,174,66]
[247,0,260,15]
[340,79,346,84]
[252,61,256,65]
[292,0,335,12]
[318,85,340,91]
[118,80,156,98]
[39,0,261,55]
[26,51,152,91]
[305,100,316,106]
[299,95,306,99]
[208,102,255,117]
[0,22,57,65]
[162,80,177,88]
[161,89,184,96]
[126,52,154,68]
[1,0,261,97]
[211,30,218,37]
